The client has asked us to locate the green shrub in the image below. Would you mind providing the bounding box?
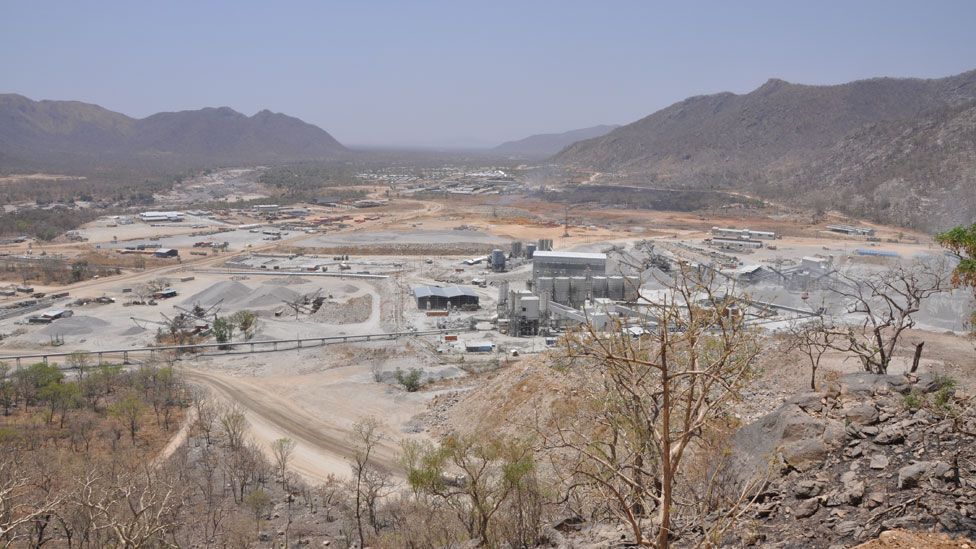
[394,368,424,392]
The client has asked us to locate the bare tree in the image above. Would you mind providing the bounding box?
[271,437,296,490]
[545,266,762,548]
[218,404,247,451]
[349,416,384,548]
[0,458,62,543]
[76,466,185,548]
[784,317,836,390]
[828,260,950,374]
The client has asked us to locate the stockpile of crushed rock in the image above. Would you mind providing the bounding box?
[38,316,109,337]
[182,280,305,310]
[313,294,372,324]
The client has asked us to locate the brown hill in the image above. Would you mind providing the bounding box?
[771,101,976,231]
[0,94,346,170]
[554,69,976,231]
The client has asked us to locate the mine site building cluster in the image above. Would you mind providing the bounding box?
[413,285,480,310]
[827,224,876,236]
[710,237,764,250]
[711,227,777,240]
[139,211,185,223]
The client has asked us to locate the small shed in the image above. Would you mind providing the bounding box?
[464,341,496,353]
[154,248,179,258]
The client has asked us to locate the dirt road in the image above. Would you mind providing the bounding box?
[183,367,405,483]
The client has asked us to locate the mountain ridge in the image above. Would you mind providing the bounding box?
[492,124,618,157]
[0,94,346,170]
[553,69,976,231]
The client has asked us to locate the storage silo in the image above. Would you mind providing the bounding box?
[491,249,506,272]
[591,276,608,299]
[608,276,624,300]
[525,243,537,259]
[554,277,571,304]
[497,281,509,306]
[511,241,523,258]
[570,276,587,305]
[536,277,554,299]
[623,276,641,302]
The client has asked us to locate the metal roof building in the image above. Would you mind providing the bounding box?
[413,285,480,310]
[532,250,607,279]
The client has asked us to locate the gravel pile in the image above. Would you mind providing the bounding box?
[313,294,372,324]
[183,281,251,308]
[39,316,109,336]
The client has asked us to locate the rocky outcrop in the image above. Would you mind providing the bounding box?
[727,372,976,547]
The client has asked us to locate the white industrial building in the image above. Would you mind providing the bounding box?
[711,227,777,240]
[139,211,184,222]
[710,237,763,250]
[532,250,607,279]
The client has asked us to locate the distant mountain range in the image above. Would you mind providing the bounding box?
[0,94,346,170]
[492,124,618,157]
[554,69,976,231]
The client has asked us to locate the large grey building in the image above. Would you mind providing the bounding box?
[532,251,607,279]
[413,285,480,310]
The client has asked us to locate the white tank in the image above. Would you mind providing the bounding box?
[497,281,509,305]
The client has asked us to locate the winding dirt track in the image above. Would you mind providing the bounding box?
[183,368,403,482]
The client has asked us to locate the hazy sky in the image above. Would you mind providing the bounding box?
[3,1,975,148]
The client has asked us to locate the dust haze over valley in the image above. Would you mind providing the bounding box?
[1,2,976,548]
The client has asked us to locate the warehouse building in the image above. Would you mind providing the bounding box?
[709,237,763,250]
[532,250,607,279]
[153,248,179,258]
[139,211,184,222]
[413,285,480,310]
[711,227,777,240]
[827,224,876,236]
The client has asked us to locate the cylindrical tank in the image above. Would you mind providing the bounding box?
[570,276,586,304]
[623,276,641,302]
[591,276,608,298]
[511,241,523,258]
[491,249,506,272]
[554,277,570,304]
[497,281,509,306]
[536,277,554,299]
[608,276,624,300]
[525,243,537,259]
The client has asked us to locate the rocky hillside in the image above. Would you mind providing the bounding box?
[724,372,976,547]
[492,124,618,157]
[0,94,346,170]
[554,69,976,231]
